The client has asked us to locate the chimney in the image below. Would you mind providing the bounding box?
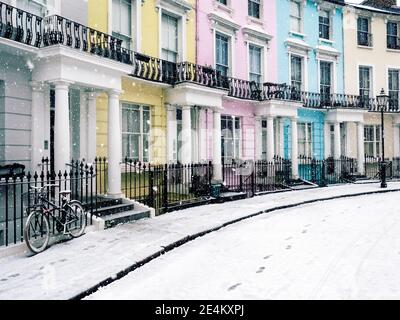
[361,0,397,9]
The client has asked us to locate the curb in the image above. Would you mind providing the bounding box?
[71,188,400,300]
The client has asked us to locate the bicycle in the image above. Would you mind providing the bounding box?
[23,184,87,254]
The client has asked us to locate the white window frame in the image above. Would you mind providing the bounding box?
[215,30,233,77]
[248,43,263,83]
[358,64,374,98]
[158,6,186,62]
[15,0,47,16]
[248,0,262,20]
[388,68,400,108]
[318,9,331,40]
[108,0,140,51]
[289,0,303,34]
[221,115,242,162]
[290,54,304,91]
[357,15,372,47]
[364,125,381,158]
[121,103,151,163]
[298,122,313,158]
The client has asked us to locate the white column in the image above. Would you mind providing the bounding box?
[198,108,207,161]
[79,91,88,161]
[291,117,299,178]
[324,122,331,159]
[30,82,46,172]
[267,116,275,161]
[107,89,122,197]
[53,81,71,172]
[334,121,341,159]
[357,122,365,174]
[167,105,177,163]
[181,106,192,164]
[279,118,285,157]
[213,109,222,182]
[393,123,400,158]
[255,116,262,160]
[87,92,97,164]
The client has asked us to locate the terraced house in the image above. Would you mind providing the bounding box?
[2,0,400,248]
[343,0,400,174]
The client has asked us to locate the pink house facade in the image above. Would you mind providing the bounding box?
[196,0,277,162]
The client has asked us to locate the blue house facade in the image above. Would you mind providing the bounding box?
[277,0,345,164]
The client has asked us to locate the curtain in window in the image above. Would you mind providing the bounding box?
[216,33,229,76]
[249,45,262,83]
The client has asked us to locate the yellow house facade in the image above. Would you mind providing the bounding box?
[88,0,197,164]
[343,3,400,162]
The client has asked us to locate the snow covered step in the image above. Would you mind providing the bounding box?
[103,209,151,229]
[214,192,247,203]
[95,202,135,217]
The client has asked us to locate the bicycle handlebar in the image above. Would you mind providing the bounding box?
[30,184,60,190]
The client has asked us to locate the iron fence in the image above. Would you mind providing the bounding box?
[0,163,95,248]
[222,157,292,196]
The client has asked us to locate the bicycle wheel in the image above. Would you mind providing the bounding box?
[24,209,50,254]
[65,201,86,238]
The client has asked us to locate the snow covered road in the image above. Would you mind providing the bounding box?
[88,192,400,300]
[1,183,400,300]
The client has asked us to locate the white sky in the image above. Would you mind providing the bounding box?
[349,0,400,4]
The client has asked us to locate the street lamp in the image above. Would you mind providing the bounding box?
[376,88,389,188]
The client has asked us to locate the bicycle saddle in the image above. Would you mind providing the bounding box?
[59,190,72,195]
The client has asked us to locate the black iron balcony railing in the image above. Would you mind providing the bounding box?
[0,1,43,47]
[357,31,373,47]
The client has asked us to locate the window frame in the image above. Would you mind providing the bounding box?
[161,12,179,63]
[357,16,372,47]
[289,0,303,34]
[319,9,331,40]
[387,21,399,49]
[291,55,303,91]
[112,0,133,49]
[298,122,313,158]
[221,115,242,162]
[248,43,263,84]
[121,103,151,163]
[388,69,400,108]
[364,125,381,158]
[248,0,261,20]
[359,66,372,99]
[320,60,332,99]
[215,31,231,77]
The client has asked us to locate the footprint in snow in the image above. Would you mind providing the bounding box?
[263,255,272,260]
[1,279,7,282]
[302,230,308,234]
[9,273,19,278]
[228,283,242,291]
[286,245,292,250]
[285,237,292,241]
[256,267,265,274]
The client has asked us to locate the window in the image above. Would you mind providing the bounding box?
[320,61,332,101]
[387,21,399,49]
[261,120,267,160]
[298,123,312,157]
[329,125,335,157]
[357,17,372,46]
[112,0,132,49]
[162,13,179,63]
[291,55,302,91]
[359,66,371,99]
[217,0,227,4]
[319,10,330,40]
[249,45,262,83]
[17,0,46,16]
[122,104,150,162]
[364,125,381,158]
[221,115,241,162]
[290,1,302,33]
[389,69,399,108]
[248,0,260,19]
[216,33,229,77]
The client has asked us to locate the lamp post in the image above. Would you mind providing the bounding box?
[376,88,389,188]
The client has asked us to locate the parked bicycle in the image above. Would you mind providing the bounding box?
[23,184,87,254]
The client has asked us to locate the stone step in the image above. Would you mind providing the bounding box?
[95,202,135,217]
[103,209,151,229]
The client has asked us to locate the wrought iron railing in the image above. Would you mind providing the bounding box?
[0,1,43,47]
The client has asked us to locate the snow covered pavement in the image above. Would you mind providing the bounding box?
[88,192,400,300]
[1,183,400,300]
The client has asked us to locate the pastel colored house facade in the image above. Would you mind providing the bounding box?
[276,0,346,163]
[343,0,400,171]
[196,0,277,163]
